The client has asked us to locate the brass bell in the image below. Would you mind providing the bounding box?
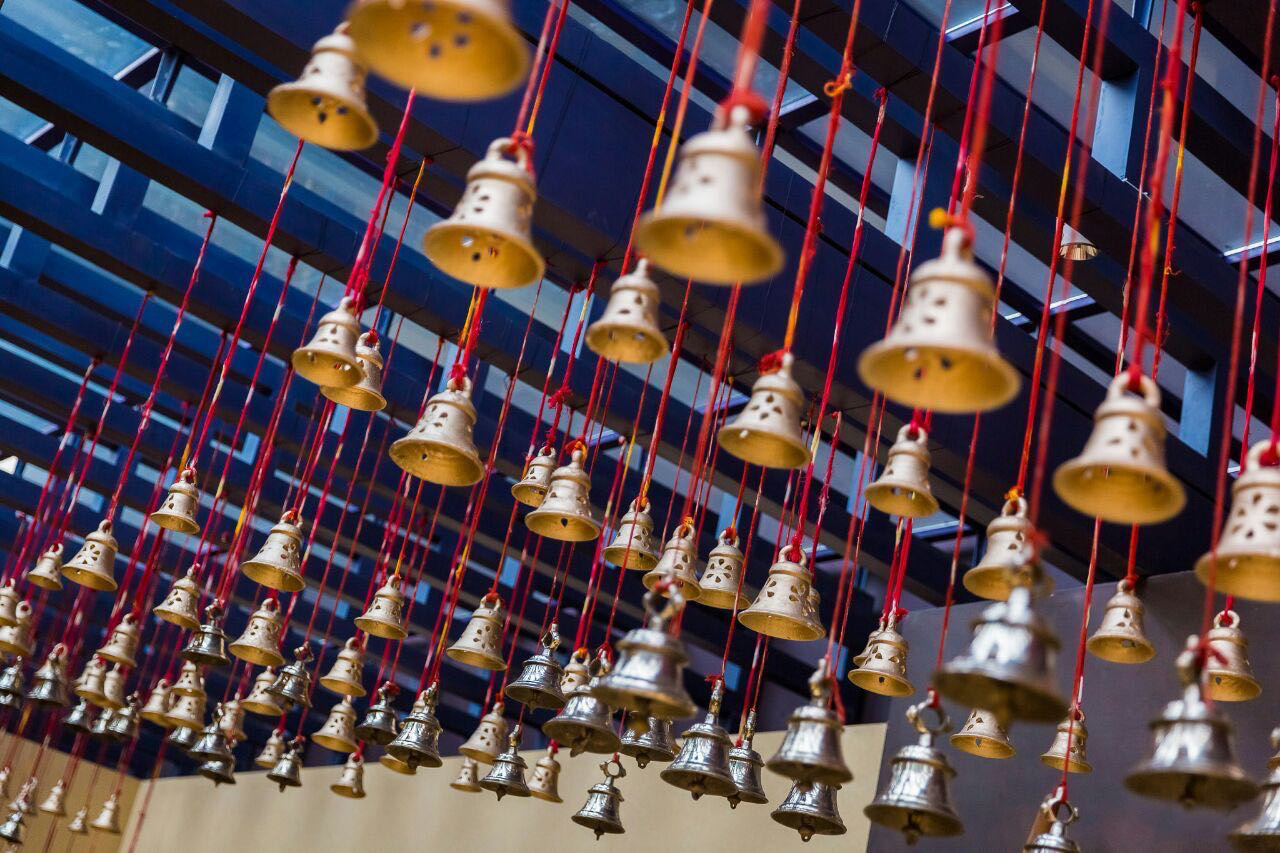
[593,587,696,724]
[97,612,141,668]
[379,752,416,776]
[150,467,202,535]
[505,626,566,711]
[241,511,306,592]
[446,593,507,670]
[110,696,138,738]
[270,645,314,710]
[1087,578,1155,664]
[14,777,35,815]
[642,522,702,600]
[38,779,66,816]
[526,446,601,542]
[585,259,668,364]
[727,710,768,808]
[543,651,620,757]
[0,657,21,699]
[0,685,20,713]
[198,756,236,786]
[848,613,914,697]
[27,644,69,707]
[1024,798,1082,853]
[183,603,231,667]
[422,137,545,289]
[268,23,376,152]
[220,695,247,742]
[386,685,443,770]
[154,566,202,630]
[0,804,24,845]
[354,683,399,745]
[717,352,809,469]
[450,757,482,792]
[320,637,367,698]
[61,519,119,591]
[256,730,286,768]
[293,296,361,388]
[0,580,18,627]
[858,226,1020,414]
[768,664,851,787]
[696,528,748,610]
[480,725,531,800]
[97,663,129,708]
[355,573,407,640]
[964,496,1053,601]
[1231,765,1280,849]
[73,655,107,704]
[602,497,661,571]
[0,601,33,658]
[772,780,846,842]
[1205,610,1261,702]
[529,749,563,803]
[166,722,198,750]
[89,792,121,834]
[313,696,360,753]
[866,425,940,518]
[1053,372,1186,524]
[572,759,627,840]
[64,698,95,734]
[390,374,485,485]
[738,546,824,641]
[560,648,591,694]
[345,0,529,102]
[1197,440,1280,601]
[661,679,735,800]
[330,754,366,799]
[244,667,285,716]
[1125,636,1258,809]
[189,706,233,763]
[950,708,1014,760]
[322,331,387,412]
[620,717,677,768]
[229,597,286,668]
[25,543,64,591]
[267,738,306,792]
[164,692,206,730]
[67,806,89,834]
[171,661,206,698]
[511,446,557,508]
[460,700,507,764]
[1040,708,1092,774]
[864,700,965,844]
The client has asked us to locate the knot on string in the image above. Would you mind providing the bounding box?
[1004,486,1022,503]
[481,590,500,605]
[548,740,559,757]
[926,686,939,708]
[893,607,909,623]
[1259,440,1280,468]
[1215,609,1235,627]
[281,507,300,524]
[757,349,787,375]
[364,328,379,346]
[563,438,586,459]
[202,210,216,220]
[823,68,854,98]
[549,386,571,408]
[719,88,769,125]
[874,86,888,103]
[507,132,536,174]
[926,208,974,241]
[449,362,469,384]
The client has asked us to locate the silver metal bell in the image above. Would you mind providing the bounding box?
[107,693,140,740]
[198,756,236,786]
[182,603,230,667]
[542,651,620,756]
[165,722,198,750]
[727,710,768,808]
[771,780,846,842]
[767,664,851,787]
[38,779,66,816]
[67,806,88,834]
[267,738,306,791]
[660,679,735,800]
[572,759,627,840]
[525,446,601,542]
[1024,797,1083,853]
[602,497,661,571]
[460,700,508,764]
[386,685,443,770]
[189,707,233,764]
[505,626,566,711]
[63,698,95,734]
[269,646,315,710]
[620,717,678,768]
[865,424,940,518]
[585,259,668,364]
[592,586,696,724]
[1231,765,1280,849]
[26,644,69,707]
[354,683,399,745]
[512,446,557,508]
[864,700,965,844]
[479,725,531,800]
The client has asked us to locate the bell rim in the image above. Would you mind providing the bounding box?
[737,611,825,643]
[524,510,602,543]
[584,323,668,365]
[381,755,419,775]
[1124,766,1259,809]
[932,668,1069,725]
[152,609,201,632]
[863,802,965,838]
[1085,633,1156,664]
[633,213,785,286]
[1193,554,1280,603]
[847,670,915,697]
[1205,675,1263,703]
[658,767,739,798]
[227,645,287,669]
[694,589,750,611]
[352,618,408,641]
[389,439,486,486]
[320,383,388,412]
[770,809,847,837]
[716,425,811,470]
[458,747,501,766]
[529,789,563,803]
[444,647,509,672]
[948,733,1015,760]
[601,546,660,571]
[239,562,306,593]
[1039,753,1093,774]
[0,641,31,658]
[24,574,63,592]
[318,678,368,699]
[266,86,379,152]
[240,700,285,717]
[857,341,1021,415]
[503,685,567,712]
[59,567,118,593]
[510,482,549,507]
[148,513,202,536]
[1052,461,1187,525]
[291,347,362,388]
[94,651,137,669]
[423,222,546,290]
[329,783,366,799]
[864,482,940,519]
[312,734,359,754]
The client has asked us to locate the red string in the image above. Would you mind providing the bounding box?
[1240,87,1280,455]
[348,95,415,303]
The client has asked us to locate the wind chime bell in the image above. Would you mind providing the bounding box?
[525,446,601,542]
[256,731,286,769]
[266,24,377,151]
[1040,709,1092,774]
[313,696,360,753]
[1205,611,1261,702]
[1024,798,1082,853]
[771,780,846,842]
[322,331,388,412]
[292,296,361,388]
[585,259,668,364]
[97,613,141,668]
[0,580,18,627]
[390,375,485,485]
[74,655,107,705]
[354,683,399,746]
[229,598,286,668]
[768,664,851,787]
[543,652,620,756]
[189,707,234,764]
[661,679,736,800]
[330,754,366,799]
[355,573,408,640]
[65,698,96,734]
[153,566,202,630]
[90,792,121,834]
[738,546,824,641]
[0,602,33,658]
[1231,765,1280,849]
[1197,439,1280,601]
[512,446,557,507]
[480,725,532,800]
[101,664,126,711]
[950,708,1014,760]
[864,701,965,844]
[244,668,284,716]
[38,779,66,816]
[166,723,198,751]
[460,700,507,764]
[150,467,202,535]
[320,637,367,698]
[27,644,69,707]
[182,603,230,667]
[241,511,305,592]
[529,749,563,803]
[267,738,306,792]
[269,646,315,710]
[964,496,1048,601]
[620,717,678,768]
[451,758,483,792]
[572,760,627,840]
[163,692,206,730]
[505,625,566,711]
[593,586,696,724]
[171,660,205,698]
[696,528,748,610]
[866,424,940,518]
[848,612,914,697]
[0,659,21,702]
[107,694,140,740]
[717,351,809,469]
[560,648,591,694]
[602,497,661,571]
[1087,578,1155,664]
[62,519,119,591]
[386,685,443,770]
[198,756,236,786]
[446,593,507,670]
[220,695,246,742]
[642,522,701,600]
[0,805,23,845]
[727,710,768,808]
[25,543,63,591]
[67,807,89,834]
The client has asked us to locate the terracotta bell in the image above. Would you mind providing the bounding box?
[0,580,18,627]
[450,757,482,791]
[950,708,1014,760]
[89,792,121,834]
[480,725,532,800]
[634,104,783,285]
[866,424,940,518]
[153,565,202,630]
[267,738,306,791]
[728,710,768,808]
[389,375,485,485]
[1231,765,1280,849]
[313,696,360,753]
[62,519,118,591]
[768,664,851,787]
[864,701,965,844]
[229,598,286,668]
[963,496,1045,601]
[526,446,600,542]
[270,645,315,710]
[543,652,619,757]
[661,679,735,800]
[593,587,696,724]
[858,226,1019,413]
[244,668,285,716]
[150,467,201,535]
[446,594,507,670]
[354,683,399,745]
[26,644,69,707]
[1024,798,1082,853]
[320,637,367,698]
[772,780,846,842]
[0,602,33,657]
[386,685,443,770]
[511,446,557,508]
[424,136,544,289]
[182,603,231,667]
[25,543,63,591]
[1086,578,1155,664]
[322,331,387,412]
[171,660,205,698]
[330,754,366,799]
[620,717,678,768]
[642,522,701,600]
[1197,440,1280,601]
[74,655,107,705]
[345,0,529,102]
[292,296,361,388]
[67,806,88,834]
[849,613,913,697]
[1125,636,1258,809]
[256,730,286,769]
[97,612,141,668]
[38,779,66,817]
[1040,708,1092,774]
[1053,372,1185,524]
[717,352,809,469]
[602,497,661,571]
[738,546,824,641]
[164,692,206,730]
[505,626,566,711]
[585,259,668,364]
[460,700,508,764]
[355,573,407,640]
[696,528,748,610]
[267,24,377,151]
[241,511,306,592]
[529,749,563,803]
[1204,610,1261,702]
[572,760,627,840]
[140,679,173,727]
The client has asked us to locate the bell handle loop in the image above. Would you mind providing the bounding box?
[719,527,738,548]
[1108,370,1160,408]
[675,519,695,540]
[1246,438,1280,470]
[487,136,531,171]
[447,373,473,394]
[542,624,562,652]
[1041,793,1079,827]
[180,466,196,483]
[1116,576,1136,595]
[1214,609,1239,628]
[600,758,625,780]
[570,647,590,667]
[897,423,928,446]
[906,699,950,736]
[1001,494,1029,518]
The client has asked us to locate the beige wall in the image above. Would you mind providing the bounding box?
[125,723,886,853]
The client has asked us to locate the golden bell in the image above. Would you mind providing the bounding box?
[858,226,1020,413]
[1053,372,1186,524]
[97,612,141,668]
[140,679,173,727]
[0,580,18,627]
[256,730,286,769]
[445,593,507,670]
[322,331,387,411]
[25,543,63,591]
[164,692,205,730]
[89,793,121,834]
[620,717,678,768]
[505,627,566,711]
[153,565,202,630]
[355,573,407,640]
[313,696,360,754]
[241,510,306,592]
[171,661,205,698]
[660,679,735,800]
[389,374,485,485]
[963,496,1054,601]
[696,528,748,610]
[99,663,126,710]
[345,0,529,102]
[848,613,913,697]
[585,259,668,363]
[0,602,33,657]
[459,700,507,765]
[67,806,88,834]
[950,707,1014,760]
[593,588,696,724]
[220,695,247,742]
[480,724,532,800]
[27,644,69,707]
[229,597,286,668]
[864,701,965,844]
[61,519,118,591]
[1196,440,1280,601]
[525,446,601,542]
[38,779,66,816]
[511,446,556,508]
[74,655,108,705]
[738,546,824,641]
[572,760,627,840]
[528,749,563,803]
[716,352,809,469]
[292,296,361,388]
[330,754,366,799]
[772,780,846,842]
[267,24,377,151]
[642,522,701,600]
[1087,579,1155,664]
[768,665,851,787]
[450,757,482,791]
[866,424,940,518]
[150,467,201,535]
[423,136,544,289]
[727,710,768,808]
[320,637,367,698]
[1205,610,1261,702]
[634,105,783,285]
[1040,709,1092,774]
[1231,765,1280,848]
[243,668,284,716]
[602,497,661,571]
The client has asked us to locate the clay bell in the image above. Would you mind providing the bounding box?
[525,446,600,542]
[728,710,768,808]
[1231,765,1280,849]
[25,544,63,591]
[267,738,306,792]
[97,612,141,668]
[593,588,696,724]
[511,446,556,507]
[1198,440,1280,601]
[354,683,399,745]
[1205,611,1261,702]
[505,626,566,711]
[450,757,482,792]
[0,602,33,657]
[1040,709,1092,774]
[866,425,940,518]
[355,573,407,640]
[1053,372,1186,524]
[1087,578,1155,664]
[153,566,202,630]
[768,665,851,787]
[620,717,678,768]
[717,352,809,469]
[864,701,965,844]
[229,598,286,668]
[61,519,118,591]
[602,497,661,571]
[772,780,846,842]
[267,24,377,151]
[460,700,507,764]
[544,652,619,757]
[0,580,18,627]
[330,754,366,799]
[386,685,443,770]
[661,680,735,800]
[390,375,485,485]
[858,226,1020,413]
[848,613,913,697]
[480,725,531,800]
[738,546,824,641]
[950,708,1014,760]
[140,680,173,727]
[26,644,69,707]
[270,646,315,711]
[150,467,201,535]
[182,603,230,667]
[585,259,668,364]
[634,105,783,285]
[292,296,361,388]
[256,730,286,769]
[446,593,507,670]
[642,522,701,600]
[572,760,627,840]
[220,696,247,743]
[963,496,1043,601]
[322,331,387,412]
[240,669,281,717]
[320,637,366,698]
[696,528,748,610]
[313,696,360,753]
[241,511,305,592]
[528,749,563,803]
[89,792,121,834]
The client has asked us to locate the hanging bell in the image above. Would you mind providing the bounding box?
[26,644,69,707]
[585,259,668,364]
[661,679,735,800]
[512,446,557,508]
[292,296,361,388]
[1197,440,1280,602]
[38,779,66,817]
[866,425,941,518]
[323,331,387,412]
[446,594,508,671]
[505,626,566,711]
[480,725,532,800]
[642,522,702,600]
[220,695,247,743]
[67,806,89,834]
[1087,578,1155,664]
[101,663,126,711]
[150,467,202,535]
[738,545,824,641]
[423,136,544,289]
[269,646,314,710]
[153,566,203,630]
[89,792,121,834]
[459,700,508,764]
[450,757,483,792]
[256,730,286,769]
[560,648,591,694]
[390,374,485,485]
[964,496,1051,601]
[0,805,23,845]
[772,780,846,842]
[330,753,366,799]
[0,580,18,627]
[183,603,231,667]
[603,498,662,572]
[14,778,34,816]
[189,707,234,763]
[163,692,206,730]
[0,685,20,712]
[166,722,198,751]
[620,717,678,768]
[64,698,95,734]
[354,683,399,745]
[1231,765,1280,849]
[25,543,64,591]
[543,651,620,757]
[241,511,306,592]
[950,708,1014,760]
[61,519,119,591]
[110,699,141,741]
[864,700,965,844]
[1125,636,1258,809]
[244,667,285,716]
[528,749,563,803]
[858,226,1020,414]
[1205,610,1262,702]
[0,658,22,702]
[1270,726,1280,772]
[354,573,407,640]
[593,587,696,724]
[321,637,367,698]
[767,664,851,787]
[267,24,377,151]
[1040,708,1092,774]
[1024,798,1083,853]
[97,613,141,668]
[717,352,809,469]
[386,685,443,770]
[73,655,106,705]
[696,528,748,610]
[267,738,306,792]
[0,609,32,661]
[313,696,360,754]
[727,710,768,808]
[848,613,914,697]
[572,759,627,840]
[525,446,601,542]
[198,756,236,786]
[171,661,206,698]
[1053,372,1186,524]
[380,752,417,778]
[229,597,286,668]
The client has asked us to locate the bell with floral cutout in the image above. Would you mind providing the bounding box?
[460,700,508,764]
[171,661,204,698]
[390,374,485,485]
[322,331,387,411]
[1087,578,1155,664]
[738,545,824,641]
[528,748,563,803]
[241,511,305,592]
[355,573,407,640]
[480,725,532,800]
[150,467,201,535]
[97,613,141,668]
[642,521,701,600]
[1040,708,1092,774]
[772,780,846,842]
[446,593,507,670]
[267,24,377,151]
[163,692,205,730]
[1205,611,1261,702]
[849,612,913,697]
[140,680,173,727]
[0,580,18,627]
[866,424,940,518]
[505,625,566,712]
[512,446,556,508]
[62,519,118,591]
[451,757,482,792]
[950,708,1014,760]
[603,497,661,571]
[229,598,285,668]
[593,586,696,724]
[256,730,286,769]
[330,754,366,799]
[697,528,748,610]
[243,668,284,717]
[320,637,366,698]
[25,543,63,591]
[74,655,107,705]
[0,601,33,658]
[586,259,668,364]
[293,296,361,388]
[717,352,809,469]
[1197,440,1280,601]
[768,663,851,787]
[526,446,600,542]
[661,679,735,800]
[572,760,627,840]
[560,648,591,694]
[153,565,202,630]
[864,701,965,844]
